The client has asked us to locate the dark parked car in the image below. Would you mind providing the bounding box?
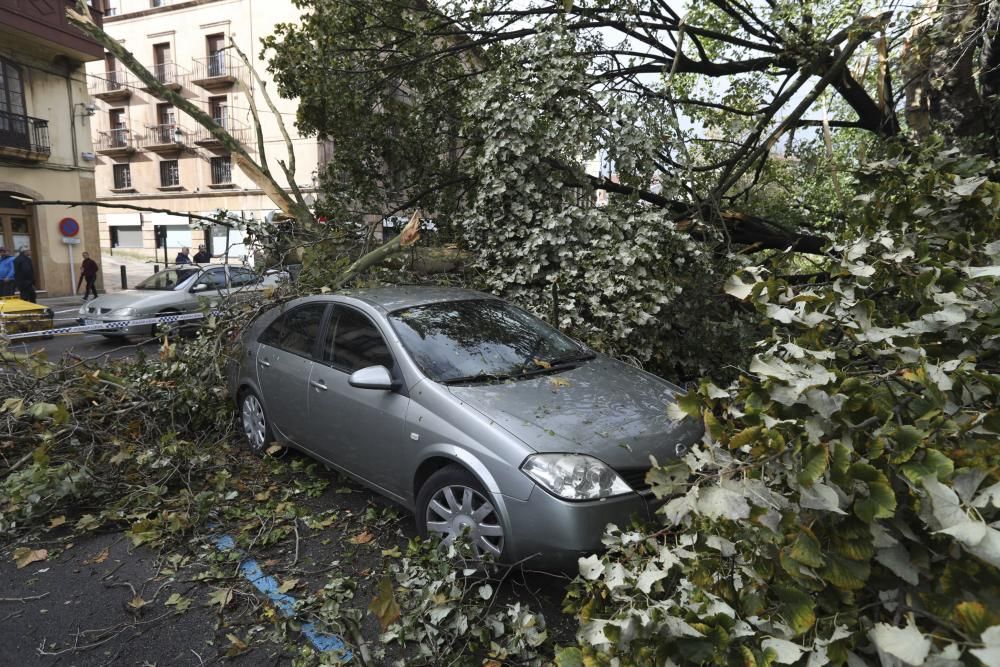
[229,287,702,569]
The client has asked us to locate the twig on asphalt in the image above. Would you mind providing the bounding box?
[0,592,50,603]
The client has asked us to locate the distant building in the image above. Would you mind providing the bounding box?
[86,0,321,263]
[0,0,105,297]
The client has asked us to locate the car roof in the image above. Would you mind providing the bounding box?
[337,286,498,313]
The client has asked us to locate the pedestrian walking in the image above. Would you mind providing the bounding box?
[0,246,14,296]
[175,246,192,264]
[13,246,36,303]
[77,251,100,300]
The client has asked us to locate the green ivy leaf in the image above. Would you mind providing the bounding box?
[730,425,763,450]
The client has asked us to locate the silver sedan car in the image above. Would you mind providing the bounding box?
[79,264,279,337]
[229,287,702,569]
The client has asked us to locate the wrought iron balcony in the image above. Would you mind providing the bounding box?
[95,127,135,155]
[194,114,250,148]
[89,70,132,101]
[143,123,188,152]
[140,61,189,94]
[191,52,245,90]
[0,111,50,160]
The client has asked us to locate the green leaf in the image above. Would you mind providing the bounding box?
[730,426,763,450]
[797,445,829,486]
[775,585,816,636]
[647,460,691,498]
[854,480,896,523]
[902,449,954,483]
[789,527,825,568]
[554,647,584,667]
[850,464,897,523]
[821,553,871,590]
[676,392,702,418]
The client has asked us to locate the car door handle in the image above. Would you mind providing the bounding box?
[258,359,271,367]
[310,379,327,391]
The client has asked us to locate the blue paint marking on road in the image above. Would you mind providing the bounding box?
[215,535,352,661]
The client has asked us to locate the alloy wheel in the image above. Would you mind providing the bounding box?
[425,484,504,559]
[241,393,267,452]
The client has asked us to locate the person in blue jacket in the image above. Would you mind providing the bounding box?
[0,246,14,296]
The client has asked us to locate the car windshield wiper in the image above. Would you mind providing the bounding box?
[545,350,596,366]
[516,351,595,378]
[440,372,514,385]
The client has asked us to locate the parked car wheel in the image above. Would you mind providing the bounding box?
[239,389,272,454]
[417,466,506,562]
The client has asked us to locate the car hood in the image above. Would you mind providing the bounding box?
[86,290,183,310]
[446,356,703,470]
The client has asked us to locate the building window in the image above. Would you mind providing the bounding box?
[206,34,226,77]
[113,164,132,189]
[211,155,232,184]
[208,96,227,126]
[160,160,179,187]
[0,58,28,150]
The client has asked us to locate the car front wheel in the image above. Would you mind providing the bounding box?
[416,466,506,562]
[239,389,272,454]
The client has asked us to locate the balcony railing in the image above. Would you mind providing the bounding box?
[141,62,188,93]
[191,52,245,89]
[95,127,135,154]
[194,114,250,147]
[0,111,50,158]
[143,123,188,151]
[89,70,132,99]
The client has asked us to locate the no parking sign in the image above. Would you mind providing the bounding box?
[58,217,80,237]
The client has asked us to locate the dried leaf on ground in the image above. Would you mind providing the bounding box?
[368,576,401,630]
[14,548,48,569]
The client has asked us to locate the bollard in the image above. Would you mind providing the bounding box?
[120,265,127,290]
[154,264,160,273]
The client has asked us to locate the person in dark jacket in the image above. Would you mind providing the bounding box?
[77,251,100,300]
[192,244,213,263]
[13,246,36,303]
[175,246,192,264]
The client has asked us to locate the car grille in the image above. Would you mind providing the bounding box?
[84,307,112,314]
[617,467,651,492]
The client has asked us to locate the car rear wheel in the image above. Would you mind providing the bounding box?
[416,466,505,562]
[239,389,272,454]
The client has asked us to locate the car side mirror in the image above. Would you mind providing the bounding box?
[348,365,397,390]
[192,282,211,292]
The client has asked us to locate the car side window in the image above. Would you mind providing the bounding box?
[259,304,327,357]
[193,268,227,291]
[229,267,258,288]
[325,306,394,373]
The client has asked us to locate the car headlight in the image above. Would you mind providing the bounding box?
[521,454,631,500]
[109,307,137,317]
[78,304,88,315]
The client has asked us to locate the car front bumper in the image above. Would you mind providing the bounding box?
[77,315,150,336]
[502,485,655,572]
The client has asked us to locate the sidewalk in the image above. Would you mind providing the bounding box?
[37,252,158,309]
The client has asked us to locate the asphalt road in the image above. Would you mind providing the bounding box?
[0,452,575,666]
[6,302,159,363]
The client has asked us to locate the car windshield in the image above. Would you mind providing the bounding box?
[135,268,199,291]
[388,299,588,383]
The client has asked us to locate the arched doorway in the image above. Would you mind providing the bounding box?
[0,192,40,289]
